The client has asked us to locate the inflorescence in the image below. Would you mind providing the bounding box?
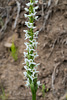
[23,0,40,91]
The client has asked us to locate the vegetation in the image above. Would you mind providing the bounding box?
[11,43,18,61]
[42,84,45,98]
[23,0,40,100]
[0,87,8,100]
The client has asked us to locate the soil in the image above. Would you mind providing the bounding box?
[0,0,67,100]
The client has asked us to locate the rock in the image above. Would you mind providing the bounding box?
[37,92,42,97]
[42,66,45,70]
[4,42,12,48]
[7,33,18,43]
[45,78,49,84]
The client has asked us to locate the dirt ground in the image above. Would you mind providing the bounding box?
[0,0,67,100]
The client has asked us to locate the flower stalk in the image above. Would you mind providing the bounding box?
[23,0,40,100]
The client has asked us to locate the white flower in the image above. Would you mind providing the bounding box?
[34,6,39,10]
[27,25,36,29]
[24,42,29,46]
[24,66,31,71]
[25,21,33,28]
[29,12,37,17]
[26,2,33,6]
[23,0,40,88]
[24,8,29,12]
[28,74,37,82]
[25,33,31,40]
[33,6,39,13]
[34,16,38,20]
[24,42,32,50]
[24,12,37,18]
[23,72,27,77]
[34,52,39,58]
[24,42,31,49]
[29,39,37,43]
[23,30,28,34]
[29,52,39,59]
[24,42,36,52]
[25,21,36,29]
[24,58,36,66]
[25,78,30,87]
[23,52,28,57]
[24,14,28,18]
[24,65,27,70]
[29,39,38,47]
[34,64,39,68]
[28,59,36,66]
[25,21,33,26]
[31,68,39,76]
[37,81,41,87]
[33,31,39,38]
[28,48,35,53]
[34,31,39,36]
[24,58,28,64]
[34,0,38,4]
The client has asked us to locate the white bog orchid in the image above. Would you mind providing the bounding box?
[33,6,39,12]
[24,12,37,18]
[25,33,31,40]
[25,21,36,29]
[24,66,31,71]
[26,2,33,6]
[34,16,39,20]
[23,52,28,57]
[29,53,39,60]
[24,42,35,52]
[23,0,40,99]
[28,74,37,82]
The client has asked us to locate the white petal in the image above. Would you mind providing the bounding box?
[24,8,29,12]
[34,6,39,10]
[26,2,33,6]
[23,52,28,57]
[37,81,41,87]
[34,0,38,4]
[23,30,28,34]
[35,16,38,20]
[23,72,27,77]
[24,14,28,18]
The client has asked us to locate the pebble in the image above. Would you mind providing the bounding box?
[4,42,12,48]
[37,92,42,97]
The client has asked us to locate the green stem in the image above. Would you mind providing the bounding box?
[32,92,36,100]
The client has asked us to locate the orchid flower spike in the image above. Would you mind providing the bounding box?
[23,0,40,99]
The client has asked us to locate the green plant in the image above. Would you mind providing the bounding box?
[41,84,49,98]
[0,87,8,100]
[23,0,40,100]
[42,84,45,98]
[66,95,67,100]
[11,43,18,61]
